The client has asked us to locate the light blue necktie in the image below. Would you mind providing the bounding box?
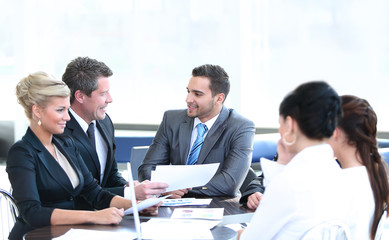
[187,123,208,165]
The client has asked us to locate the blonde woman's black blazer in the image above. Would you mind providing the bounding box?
[6,127,115,240]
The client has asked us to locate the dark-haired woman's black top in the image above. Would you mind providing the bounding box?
[6,128,115,240]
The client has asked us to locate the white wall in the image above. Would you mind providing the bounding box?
[1,0,389,133]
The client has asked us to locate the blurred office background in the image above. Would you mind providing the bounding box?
[1,0,389,157]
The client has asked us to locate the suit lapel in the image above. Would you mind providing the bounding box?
[96,120,112,186]
[67,112,101,177]
[179,116,194,165]
[196,106,229,165]
[24,128,79,195]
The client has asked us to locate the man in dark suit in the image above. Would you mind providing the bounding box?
[138,64,255,198]
[62,57,167,210]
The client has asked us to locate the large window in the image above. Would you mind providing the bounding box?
[1,0,389,137]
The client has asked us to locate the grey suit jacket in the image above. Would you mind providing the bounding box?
[63,112,127,210]
[138,106,255,197]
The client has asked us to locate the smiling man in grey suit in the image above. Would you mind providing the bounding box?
[138,64,255,198]
[62,57,167,210]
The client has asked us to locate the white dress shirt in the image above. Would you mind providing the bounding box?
[189,115,219,150]
[240,144,348,240]
[342,166,375,240]
[69,108,108,183]
[54,145,80,189]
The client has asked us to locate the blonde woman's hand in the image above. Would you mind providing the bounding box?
[140,201,162,216]
[92,207,124,225]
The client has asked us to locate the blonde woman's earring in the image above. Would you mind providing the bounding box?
[282,132,296,146]
[38,119,42,126]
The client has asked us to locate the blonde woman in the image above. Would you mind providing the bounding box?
[7,72,157,240]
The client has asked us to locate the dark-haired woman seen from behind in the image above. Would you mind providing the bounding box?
[328,95,389,240]
[238,81,347,239]
[7,72,158,240]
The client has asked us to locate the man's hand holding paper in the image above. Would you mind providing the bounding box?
[134,180,169,200]
[151,163,220,198]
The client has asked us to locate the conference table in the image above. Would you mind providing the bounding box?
[25,196,254,240]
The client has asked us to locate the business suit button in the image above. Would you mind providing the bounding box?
[69,197,73,201]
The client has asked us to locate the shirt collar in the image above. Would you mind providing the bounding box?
[193,113,220,132]
[69,108,96,133]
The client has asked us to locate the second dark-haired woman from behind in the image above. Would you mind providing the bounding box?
[328,95,389,240]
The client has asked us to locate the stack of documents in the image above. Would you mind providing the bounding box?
[141,208,224,239]
[141,218,219,239]
[53,229,137,240]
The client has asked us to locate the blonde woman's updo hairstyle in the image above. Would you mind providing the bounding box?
[16,71,70,120]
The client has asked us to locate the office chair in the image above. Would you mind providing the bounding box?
[130,146,149,180]
[0,188,18,240]
[301,220,350,240]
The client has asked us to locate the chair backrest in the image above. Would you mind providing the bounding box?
[374,210,387,240]
[252,134,278,163]
[0,188,18,240]
[115,136,154,163]
[301,220,350,240]
[130,146,149,180]
[378,138,389,148]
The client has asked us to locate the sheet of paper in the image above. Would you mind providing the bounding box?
[151,163,219,192]
[162,198,212,206]
[53,228,136,240]
[124,195,170,215]
[218,213,254,226]
[260,157,285,187]
[171,208,224,220]
[141,219,216,239]
[147,218,221,229]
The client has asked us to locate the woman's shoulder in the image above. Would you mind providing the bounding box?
[7,138,38,169]
[342,166,371,192]
[8,137,34,155]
